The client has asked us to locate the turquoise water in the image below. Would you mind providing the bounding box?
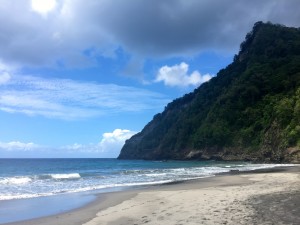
[0,158,294,223]
[0,158,292,201]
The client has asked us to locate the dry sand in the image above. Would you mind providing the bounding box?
[7,166,300,225]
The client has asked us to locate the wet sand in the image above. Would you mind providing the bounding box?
[6,166,300,225]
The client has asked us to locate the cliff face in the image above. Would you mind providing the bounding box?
[118,22,300,163]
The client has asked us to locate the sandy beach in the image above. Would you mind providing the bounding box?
[7,166,300,225]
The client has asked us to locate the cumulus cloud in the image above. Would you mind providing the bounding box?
[0,0,300,67]
[0,141,40,151]
[63,129,137,157]
[0,129,136,157]
[155,62,212,87]
[99,129,137,153]
[31,0,57,16]
[0,73,169,120]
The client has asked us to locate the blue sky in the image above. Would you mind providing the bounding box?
[0,0,300,158]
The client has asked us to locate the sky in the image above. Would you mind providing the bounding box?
[0,0,300,158]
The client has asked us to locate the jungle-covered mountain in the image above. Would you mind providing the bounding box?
[118,22,300,163]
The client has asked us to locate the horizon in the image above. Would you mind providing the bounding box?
[1,0,300,158]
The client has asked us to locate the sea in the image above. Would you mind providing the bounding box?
[0,158,294,223]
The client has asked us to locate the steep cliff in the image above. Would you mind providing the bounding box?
[118,22,300,163]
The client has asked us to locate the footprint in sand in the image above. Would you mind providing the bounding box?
[157,216,164,221]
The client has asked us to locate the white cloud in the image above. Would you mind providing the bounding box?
[99,129,137,154]
[0,1,300,67]
[63,129,137,157]
[0,73,169,120]
[0,72,10,85]
[155,62,212,87]
[0,129,136,157]
[31,0,57,16]
[0,141,40,151]
[0,61,13,85]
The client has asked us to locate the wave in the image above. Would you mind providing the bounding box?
[50,173,81,179]
[0,177,32,185]
[0,173,81,186]
[0,163,296,201]
[0,193,52,201]
[145,173,167,177]
[235,163,295,172]
[0,179,176,201]
[64,179,177,194]
[34,173,81,180]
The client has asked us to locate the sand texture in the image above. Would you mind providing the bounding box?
[84,170,300,225]
[7,167,300,225]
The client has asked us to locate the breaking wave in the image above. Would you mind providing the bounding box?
[0,158,296,201]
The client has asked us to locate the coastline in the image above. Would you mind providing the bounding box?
[5,166,300,225]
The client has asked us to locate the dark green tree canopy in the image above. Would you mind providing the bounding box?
[119,22,300,163]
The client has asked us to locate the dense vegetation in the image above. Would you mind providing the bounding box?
[118,22,300,162]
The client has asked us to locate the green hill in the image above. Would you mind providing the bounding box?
[118,22,300,163]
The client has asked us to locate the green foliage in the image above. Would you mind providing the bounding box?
[119,22,300,161]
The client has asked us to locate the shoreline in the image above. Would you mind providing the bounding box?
[4,165,300,225]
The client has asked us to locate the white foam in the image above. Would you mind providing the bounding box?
[0,192,56,201]
[238,163,296,172]
[50,173,81,179]
[145,173,167,177]
[0,163,296,201]
[39,180,175,195]
[0,177,32,185]
[170,168,185,172]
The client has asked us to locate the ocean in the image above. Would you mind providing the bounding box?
[0,158,294,223]
[0,158,293,201]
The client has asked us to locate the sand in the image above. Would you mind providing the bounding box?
[7,166,300,225]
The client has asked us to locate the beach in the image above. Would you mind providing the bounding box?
[6,166,300,225]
